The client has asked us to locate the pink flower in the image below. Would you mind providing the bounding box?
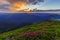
[9,30,46,40]
[35,30,46,33]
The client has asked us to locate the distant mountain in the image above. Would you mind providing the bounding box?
[17,9,60,13]
[0,9,60,13]
[30,9,60,12]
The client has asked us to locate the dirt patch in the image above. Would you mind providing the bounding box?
[40,21,52,26]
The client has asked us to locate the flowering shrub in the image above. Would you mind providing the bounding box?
[9,30,56,40]
[9,30,45,40]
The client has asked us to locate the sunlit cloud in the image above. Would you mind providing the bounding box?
[0,0,60,13]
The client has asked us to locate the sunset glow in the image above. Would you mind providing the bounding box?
[0,0,60,12]
[9,1,27,11]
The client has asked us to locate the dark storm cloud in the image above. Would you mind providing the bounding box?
[27,0,44,4]
[7,0,44,5]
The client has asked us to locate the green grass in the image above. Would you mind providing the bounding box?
[0,20,60,40]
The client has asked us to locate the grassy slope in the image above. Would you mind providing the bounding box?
[0,20,60,40]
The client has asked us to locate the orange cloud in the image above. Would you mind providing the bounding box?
[9,1,27,11]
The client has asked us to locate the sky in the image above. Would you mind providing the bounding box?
[0,0,60,12]
[38,0,60,10]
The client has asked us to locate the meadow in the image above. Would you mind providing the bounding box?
[0,20,60,40]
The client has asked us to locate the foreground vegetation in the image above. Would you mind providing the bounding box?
[0,20,60,40]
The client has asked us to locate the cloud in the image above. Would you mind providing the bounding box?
[7,0,44,5]
[0,0,9,4]
[28,0,44,5]
[7,0,44,11]
[0,0,44,12]
[0,4,10,11]
[0,0,11,12]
